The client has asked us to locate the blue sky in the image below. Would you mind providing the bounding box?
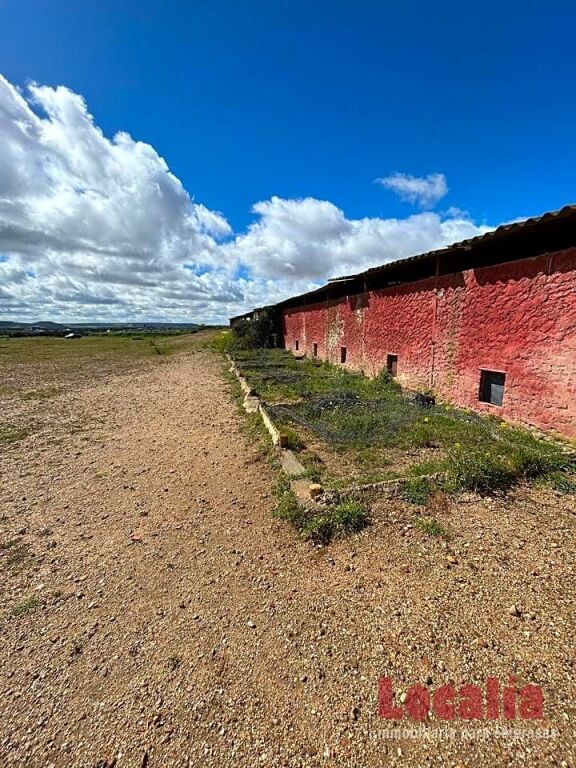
[1,1,575,322]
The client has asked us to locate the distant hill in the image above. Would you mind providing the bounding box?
[0,321,202,329]
[29,321,68,330]
[0,320,207,337]
[0,320,66,330]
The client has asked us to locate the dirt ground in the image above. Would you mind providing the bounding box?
[0,332,574,767]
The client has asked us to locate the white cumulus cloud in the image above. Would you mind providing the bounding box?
[0,74,494,323]
[0,74,236,322]
[225,195,490,285]
[376,172,448,208]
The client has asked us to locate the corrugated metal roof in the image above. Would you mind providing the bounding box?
[229,310,254,323]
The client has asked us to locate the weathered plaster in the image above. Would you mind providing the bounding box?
[281,249,576,438]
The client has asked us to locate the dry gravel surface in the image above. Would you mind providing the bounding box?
[0,333,575,767]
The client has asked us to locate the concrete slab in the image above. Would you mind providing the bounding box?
[279,449,306,477]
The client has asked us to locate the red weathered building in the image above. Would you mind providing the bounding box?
[235,207,576,439]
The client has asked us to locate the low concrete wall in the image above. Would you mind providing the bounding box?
[226,354,307,478]
[258,403,284,447]
[320,473,445,505]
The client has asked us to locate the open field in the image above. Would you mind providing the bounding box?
[0,332,198,395]
[0,332,575,767]
[0,333,201,453]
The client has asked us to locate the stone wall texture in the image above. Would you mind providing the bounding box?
[281,248,576,438]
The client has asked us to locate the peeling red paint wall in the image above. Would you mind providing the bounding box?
[281,248,576,437]
[363,280,436,386]
[434,249,576,436]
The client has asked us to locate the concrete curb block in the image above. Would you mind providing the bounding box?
[279,448,307,477]
[258,403,285,447]
[227,356,254,397]
[320,473,446,505]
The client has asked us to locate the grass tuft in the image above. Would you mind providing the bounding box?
[11,596,40,617]
[402,477,434,505]
[272,478,369,544]
[272,479,308,529]
[0,426,30,444]
[415,516,450,538]
[541,470,576,494]
[443,435,572,495]
[20,387,61,400]
[300,500,370,545]
[210,330,235,353]
[279,425,305,451]
[1,540,32,571]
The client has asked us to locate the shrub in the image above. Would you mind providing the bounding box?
[374,368,401,392]
[231,308,280,349]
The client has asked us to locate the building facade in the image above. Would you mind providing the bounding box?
[234,207,576,438]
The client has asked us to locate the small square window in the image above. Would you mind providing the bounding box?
[295,339,299,351]
[387,354,398,377]
[479,370,506,406]
[313,343,318,357]
[340,346,347,364]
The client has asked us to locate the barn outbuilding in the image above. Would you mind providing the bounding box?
[232,206,576,438]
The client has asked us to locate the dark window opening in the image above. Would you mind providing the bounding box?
[340,346,347,364]
[313,343,318,357]
[479,370,506,406]
[387,354,398,377]
[295,339,299,351]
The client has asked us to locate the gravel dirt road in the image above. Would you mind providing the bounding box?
[1,333,574,767]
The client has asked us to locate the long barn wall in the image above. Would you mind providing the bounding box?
[281,248,576,438]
